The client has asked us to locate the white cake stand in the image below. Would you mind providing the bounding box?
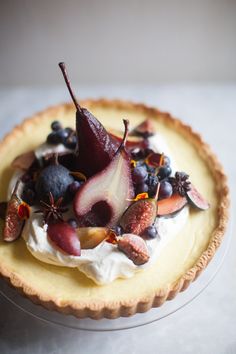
[0,219,232,331]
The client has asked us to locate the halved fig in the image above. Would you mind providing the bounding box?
[186,184,210,210]
[76,227,109,249]
[3,183,30,242]
[47,222,81,256]
[157,193,188,216]
[118,234,150,265]
[11,151,35,171]
[120,198,157,235]
[130,119,155,138]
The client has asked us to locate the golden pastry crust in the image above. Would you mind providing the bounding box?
[0,99,229,319]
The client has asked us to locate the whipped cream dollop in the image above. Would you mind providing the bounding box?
[9,137,189,285]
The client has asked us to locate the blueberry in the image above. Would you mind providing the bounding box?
[142,225,158,239]
[132,166,148,184]
[67,218,78,229]
[135,182,149,194]
[64,134,77,149]
[46,132,61,145]
[158,165,172,180]
[159,180,173,199]
[57,129,70,143]
[68,181,81,195]
[51,121,62,131]
[112,225,123,236]
[35,164,74,203]
[147,175,158,197]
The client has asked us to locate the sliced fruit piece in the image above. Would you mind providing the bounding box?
[11,151,35,171]
[131,119,155,138]
[120,198,157,235]
[157,193,187,216]
[76,227,109,249]
[109,131,146,150]
[145,152,163,167]
[3,182,29,242]
[74,120,134,227]
[118,234,150,265]
[59,62,118,177]
[186,184,210,210]
[47,222,81,256]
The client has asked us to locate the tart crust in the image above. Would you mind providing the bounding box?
[0,99,229,319]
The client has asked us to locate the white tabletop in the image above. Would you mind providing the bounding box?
[0,85,235,354]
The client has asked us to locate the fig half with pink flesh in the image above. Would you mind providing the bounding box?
[3,182,29,242]
[120,198,157,235]
[186,184,210,210]
[74,120,134,227]
[59,62,118,178]
[157,193,188,216]
[47,222,81,256]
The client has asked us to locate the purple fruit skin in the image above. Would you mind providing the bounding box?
[76,109,119,177]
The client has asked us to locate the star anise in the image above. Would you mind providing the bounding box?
[169,172,191,196]
[35,192,68,224]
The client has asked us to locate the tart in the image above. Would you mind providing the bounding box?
[0,70,229,320]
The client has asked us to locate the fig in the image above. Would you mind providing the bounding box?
[35,164,74,203]
[3,182,30,242]
[118,234,150,265]
[186,184,210,210]
[157,193,187,216]
[132,119,155,137]
[120,198,157,235]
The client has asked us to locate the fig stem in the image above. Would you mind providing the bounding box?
[58,62,82,113]
[116,119,129,154]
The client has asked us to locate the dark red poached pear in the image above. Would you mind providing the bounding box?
[59,62,118,178]
[73,120,135,227]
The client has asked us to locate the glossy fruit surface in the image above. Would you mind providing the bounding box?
[187,184,210,210]
[77,227,109,249]
[118,234,150,265]
[47,222,81,256]
[3,191,27,242]
[120,198,157,235]
[142,225,158,239]
[157,193,187,216]
[74,120,134,227]
[159,180,173,199]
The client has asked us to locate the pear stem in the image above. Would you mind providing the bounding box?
[58,62,82,112]
[116,119,129,154]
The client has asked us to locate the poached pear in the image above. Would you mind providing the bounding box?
[73,120,134,227]
[59,62,118,177]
